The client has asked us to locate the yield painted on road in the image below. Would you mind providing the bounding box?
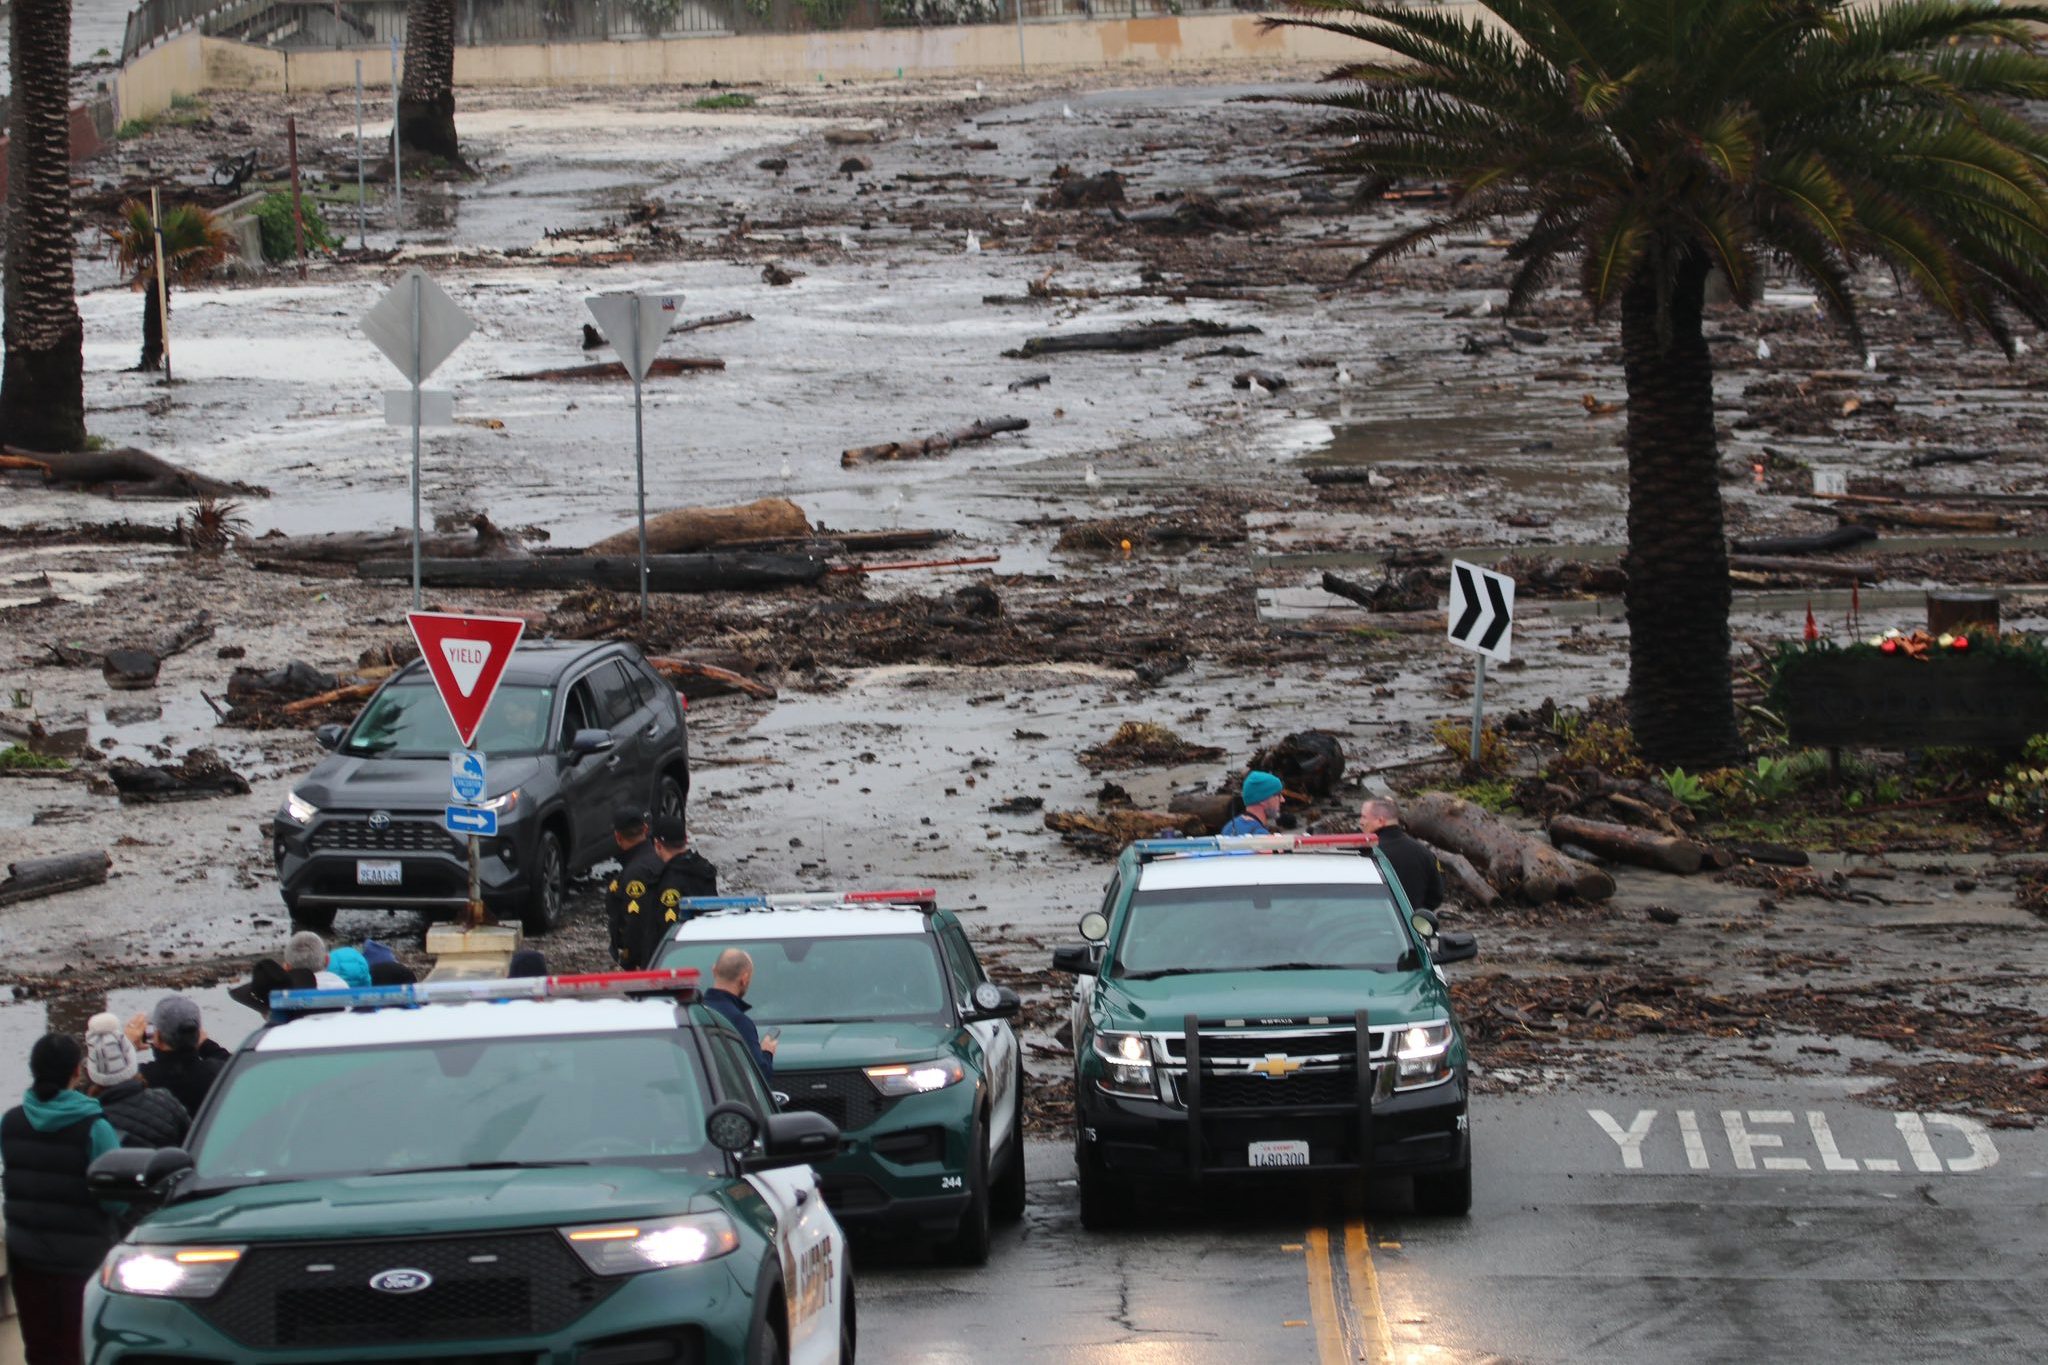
[1589,1106,2000,1173]
[1304,1219,1391,1364]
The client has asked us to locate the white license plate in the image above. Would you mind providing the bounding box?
[1248,1140,1310,1168]
[356,859,402,886]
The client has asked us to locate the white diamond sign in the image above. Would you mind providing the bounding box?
[586,290,683,383]
[362,268,476,384]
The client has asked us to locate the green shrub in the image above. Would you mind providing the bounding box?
[1659,767,1710,809]
[1557,720,1644,777]
[692,92,756,109]
[1448,780,1520,814]
[0,745,68,771]
[253,194,340,263]
[1743,755,1800,801]
[1431,718,1510,774]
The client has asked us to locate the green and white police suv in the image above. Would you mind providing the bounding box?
[654,891,1025,1266]
[1052,833,1481,1226]
[83,970,855,1365]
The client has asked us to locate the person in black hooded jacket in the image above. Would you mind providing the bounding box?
[82,1013,189,1150]
[127,995,227,1117]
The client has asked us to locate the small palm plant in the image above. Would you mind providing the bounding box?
[104,201,235,372]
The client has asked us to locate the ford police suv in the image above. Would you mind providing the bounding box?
[1051,834,1479,1225]
[655,891,1025,1265]
[84,970,854,1364]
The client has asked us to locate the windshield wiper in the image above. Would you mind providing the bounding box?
[1116,967,1214,981]
[365,1160,592,1177]
[1232,962,1350,973]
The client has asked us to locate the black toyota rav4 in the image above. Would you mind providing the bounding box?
[272,640,688,935]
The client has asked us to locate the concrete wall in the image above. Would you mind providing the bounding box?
[115,10,1444,119]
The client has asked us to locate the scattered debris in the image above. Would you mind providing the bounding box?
[842,417,1029,467]
[0,851,111,907]
[1078,722,1225,772]
[1005,319,1261,359]
[107,749,252,804]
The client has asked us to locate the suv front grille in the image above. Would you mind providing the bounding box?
[1159,1026,1389,1063]
[777,1068,900,1132]
[193,1230,618,1349]
[310,817,459,854]
[1157,1023,1396,1112]
[1176,1069,1361,1108]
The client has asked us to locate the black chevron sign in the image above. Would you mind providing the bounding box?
[1447,559,1516,662]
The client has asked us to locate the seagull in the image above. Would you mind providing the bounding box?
[1247,376,1272,402]
[2017,336,2033,356]
[965,230,981,253]
[1756,337,1772,361]
[1335,366,1354,389]
[1063,104,1076,119]
[888,488,905,527]
[975,80,985,95]
[1084,463,1102,493]
[779,453,793,482]
[1864,350,1878,372]
[840,232,856,251]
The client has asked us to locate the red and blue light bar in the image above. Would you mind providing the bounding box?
[1133,833,1380,861]
[270,967,702,1012]
[669,888,940,913]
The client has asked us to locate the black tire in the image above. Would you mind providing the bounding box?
[520,826,567,936]
[1075,1129,1130,1231]
[938,1115,992,1266]
[747,1297,787,1365]
[655,770,686,827]
[286,897,335,933]
[992,1055,1027,1223]
[1413,1143,1472,1217]
[838,1265,857,1362]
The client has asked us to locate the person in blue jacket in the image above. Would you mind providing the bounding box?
[2,1032,127,1365]
[1220,770,1286,836]
[704,948,778,1085]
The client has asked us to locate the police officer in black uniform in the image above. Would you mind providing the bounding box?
[606,808,664,967]
[629,814,719,971]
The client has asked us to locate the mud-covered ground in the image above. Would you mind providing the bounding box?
[4,68,2045,1122]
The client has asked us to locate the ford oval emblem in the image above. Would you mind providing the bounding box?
[367,811,392,830]
[368,1268,432,1294]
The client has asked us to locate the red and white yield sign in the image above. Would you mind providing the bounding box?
[406,612,527,748]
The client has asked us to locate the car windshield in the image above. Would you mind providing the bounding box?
[190,1031,713,1182]
[1114,882,1410,977]
[344,683,553,758]
[656,935,951,1024]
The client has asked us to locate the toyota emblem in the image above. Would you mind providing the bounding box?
[367,811,392,830]
[368,1268,432,1294]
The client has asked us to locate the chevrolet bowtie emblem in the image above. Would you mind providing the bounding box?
[1248,1054,1301,1079]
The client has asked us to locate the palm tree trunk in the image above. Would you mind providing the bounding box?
[0,0,87,452]
[398,0,461,165]
[141,278,166,372]
[1618,253,1741,771]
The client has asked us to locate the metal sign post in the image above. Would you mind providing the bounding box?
[410,276,423,606]
[585,288,683,629]
[355,59,367,248]
[1445,559,1517,765]
[390,39,402,232]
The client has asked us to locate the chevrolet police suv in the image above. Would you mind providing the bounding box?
[655,891,1025,1265]
[84,970,854,1364]
[1052,834,1479,1225]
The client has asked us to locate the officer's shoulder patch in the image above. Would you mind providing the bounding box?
[660,888,681,907]
[626,880,647,898]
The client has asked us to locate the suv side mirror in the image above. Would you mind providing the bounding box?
[314,723,344,750]
[966,981,1021,1021]
[570,728,615,757]
[1051,944,1097,976]
[87,1147,193,1205]
[746,1111,841,1172]
[1433,931,1479,965]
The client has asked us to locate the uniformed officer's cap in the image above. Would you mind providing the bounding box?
[651,813,687,845]
[614,807,649,835]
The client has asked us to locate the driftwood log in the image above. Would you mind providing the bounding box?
[3,446,263,499]
[357,553,828,593]
[586,499,810,556]
[673,310,752,334]
[1546,814,1706,876]
[842,417,1029,466]
[1415,837,1500,909]
[1726,555,1878,582]
[1004,320,1261,359]
[0,851,111,907]
[647,657,778,701]
[1407,792,1615,905]
[497,357,725,382]
[109,750,252,804]
[1834,505,2012,533]
[248,515,526,564]
[1908,447,1999,469]
[1729,525,1876,556]
[282,683,379,714]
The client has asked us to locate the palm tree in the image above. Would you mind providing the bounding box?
[398,0,462,166]
[104,202,235,372]
[1,0,87,452]
[1269,0,2048,770]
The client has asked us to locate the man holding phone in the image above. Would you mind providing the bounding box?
[704,948,777,1084]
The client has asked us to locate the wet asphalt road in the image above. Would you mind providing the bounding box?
[858,1088,2048,1363]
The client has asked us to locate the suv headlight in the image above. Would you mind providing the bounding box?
[1093,1031,1155,1098]
[478,790,520,813]
[1393,1021,1454,1090]
[283,791,318,825]
[562,1213,739,1274]
[865,1057,966,1096]
[101,1245,243,1298]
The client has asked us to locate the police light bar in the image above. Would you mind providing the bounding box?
[670,889,940,913]
[270,968,701,1012]
[1133,833,1379,861]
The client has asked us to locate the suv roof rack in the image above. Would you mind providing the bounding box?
[270,968,702,1013]
[673,888,940,915]
[1132,833,1381,864]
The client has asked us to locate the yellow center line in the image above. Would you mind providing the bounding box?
[1304,1226,1348,1365]
[1344,1219,1396,1364]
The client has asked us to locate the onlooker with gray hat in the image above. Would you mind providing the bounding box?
[606,807,662,967]
[1220,770,1286,836]
[131,995,228,1118]
[81,1013,189,1150]
[627,814,717,971]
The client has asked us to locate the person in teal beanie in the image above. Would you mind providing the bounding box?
[3,1032,127,1364]
[1220,770,1285,836]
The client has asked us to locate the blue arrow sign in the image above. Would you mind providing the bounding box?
[444,804,499,837]
[450,749,486,803]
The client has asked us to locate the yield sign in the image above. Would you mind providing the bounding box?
[1447,560,1516,663]
[362,268,477,384]
[406,612,527,748]
[585,290,683,382]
